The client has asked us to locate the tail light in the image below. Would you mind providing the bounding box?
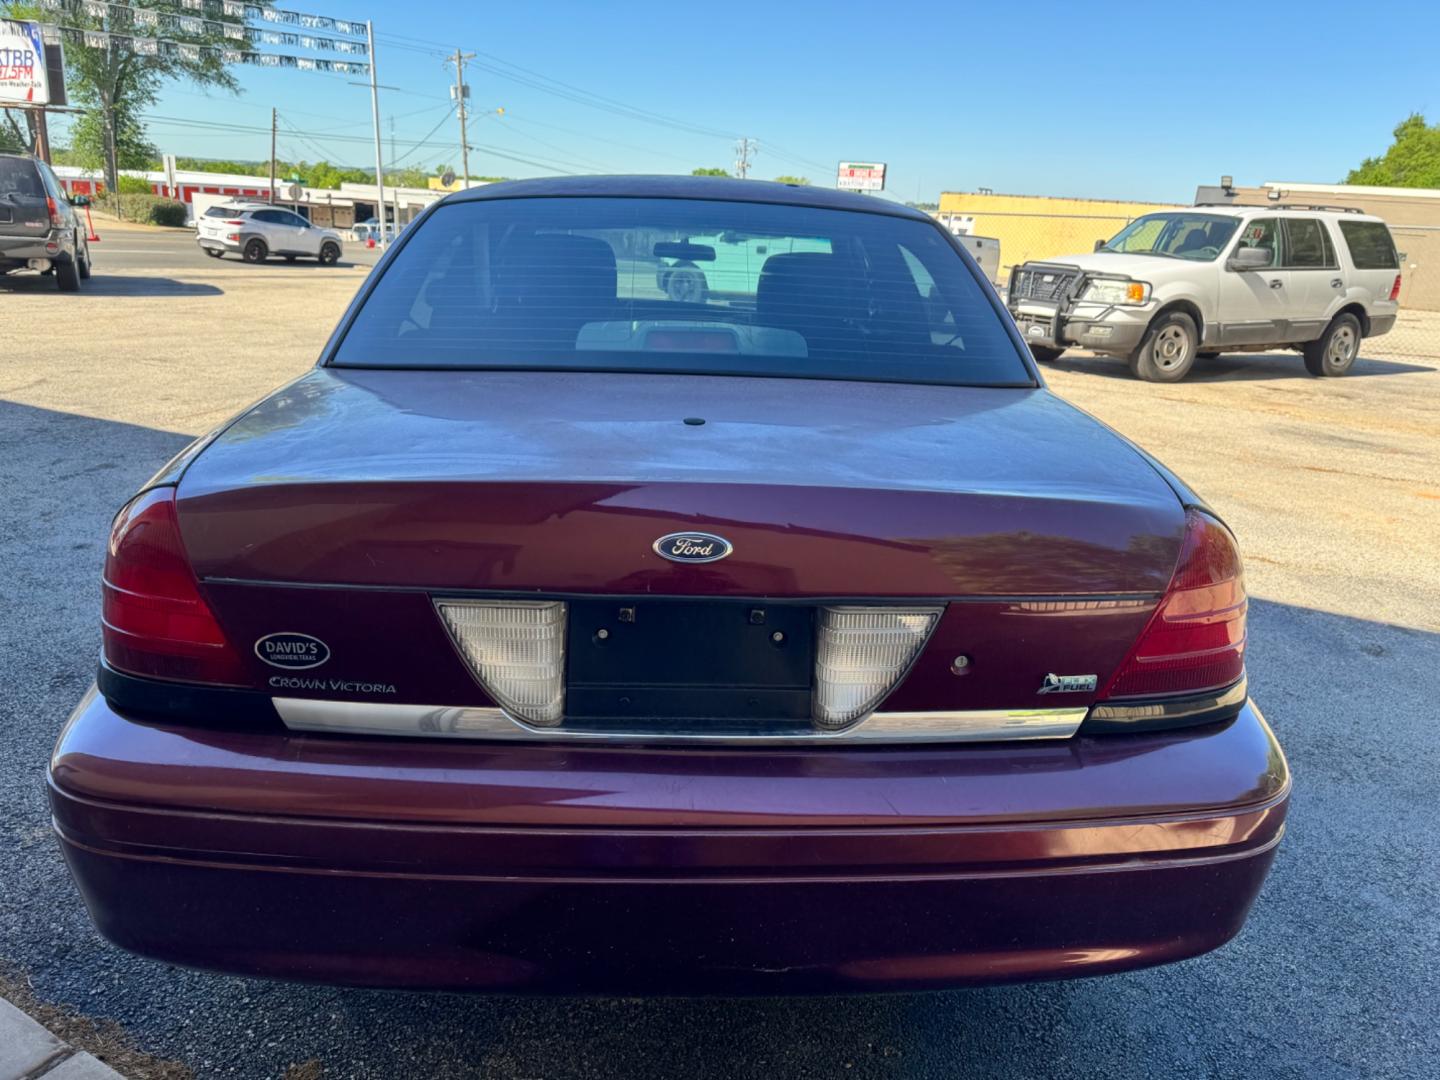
[1097,509,1245,701]
[46,196,64,228]
[224,219,246,226]
[436,601,567,726]
[1389,274,1402,301]
[812,606,942,728]
[102,487,248,686]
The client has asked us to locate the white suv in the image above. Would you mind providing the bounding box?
[197,204,344,264]
[1008,206,1401,381]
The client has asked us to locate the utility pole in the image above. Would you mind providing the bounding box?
[269,107,277,204]
[449,49,475,189]
[734,137,754,179]
[365,21,387,247]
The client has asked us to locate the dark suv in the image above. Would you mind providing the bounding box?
[0,152,93,291]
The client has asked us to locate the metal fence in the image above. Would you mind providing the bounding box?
[963,212,1440,361]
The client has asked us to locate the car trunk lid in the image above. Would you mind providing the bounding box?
[173,368,1184,719]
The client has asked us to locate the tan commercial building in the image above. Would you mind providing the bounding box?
[935,191,1182,283]
[1194,181,1439,311]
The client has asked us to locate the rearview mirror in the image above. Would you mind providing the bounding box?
[1226,246,1271,272]
[1094,239,1107,252]
[69,194,90,207]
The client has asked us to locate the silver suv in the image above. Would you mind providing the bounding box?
[197,203,344,264]
[1008,206,1401,381]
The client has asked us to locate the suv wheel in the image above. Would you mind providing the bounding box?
[77,236,92,280]
[1130,311,1198,382]
[1303,313,1361,377]
[242,238,268,263]
[55,256,80,292]
[319,241,340,265]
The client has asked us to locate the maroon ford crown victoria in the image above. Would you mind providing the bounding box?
[50,177,1288,994]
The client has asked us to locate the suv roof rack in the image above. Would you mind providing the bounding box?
[1273,204,1364,214]
[1191,202,1365,214]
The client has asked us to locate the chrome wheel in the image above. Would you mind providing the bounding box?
[1327,324,1357,367]
[1152,323,1193,371]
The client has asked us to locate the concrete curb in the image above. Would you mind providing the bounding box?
[0,998,124,1080]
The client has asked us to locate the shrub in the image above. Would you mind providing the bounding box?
[148,200,188,227]
[117,175,154,195]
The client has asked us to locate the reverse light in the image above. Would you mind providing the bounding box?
[1081,278,1150,305]
[102,487,248,686]
[1098,509,1246,700]
[812,606,943,729]
[436,601,567,726]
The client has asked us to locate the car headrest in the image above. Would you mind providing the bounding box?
[756,253,858,324]
[499,233,618,307]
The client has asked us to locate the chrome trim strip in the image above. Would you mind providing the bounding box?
[273,698,1088,745]
[1084,677,1248,731]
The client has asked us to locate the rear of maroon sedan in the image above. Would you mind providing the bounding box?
[50,177,1287,994]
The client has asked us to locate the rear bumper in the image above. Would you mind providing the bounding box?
[0,230,73,264]
[196,235,240,253]
[49,688,1289,994]
[1367,313,1397,337]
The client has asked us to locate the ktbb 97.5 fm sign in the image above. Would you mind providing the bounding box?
[0,20,51,106]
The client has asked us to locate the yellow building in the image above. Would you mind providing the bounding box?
[936,191,1182,282]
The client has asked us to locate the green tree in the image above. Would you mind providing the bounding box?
[774,175,810,185]
[1,108,28,151]
[691,167,729,177]
[1345,113,1440,188]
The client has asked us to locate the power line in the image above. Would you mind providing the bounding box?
[387,103,456,168]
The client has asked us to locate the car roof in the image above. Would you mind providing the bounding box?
[442,174,932,221]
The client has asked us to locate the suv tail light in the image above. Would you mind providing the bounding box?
[1389,274,1402,301]
[224,219,246,226]
[46,196,64,228]
[102,487,248,686]
[1097,509,1245,701]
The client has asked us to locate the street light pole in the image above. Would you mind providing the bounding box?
[366,20,386,248]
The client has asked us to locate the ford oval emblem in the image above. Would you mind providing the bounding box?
[653,532,733,564]
[254,632,331,670]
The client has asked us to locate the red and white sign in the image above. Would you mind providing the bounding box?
[0,20,49,106]
[837,161,886,192]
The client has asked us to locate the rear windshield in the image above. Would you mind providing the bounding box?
[0,158,44,199]
[331,197,1032,386]
[1338,220,1399,270]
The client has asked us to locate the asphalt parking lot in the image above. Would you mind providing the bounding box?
[1,224,1438,1079]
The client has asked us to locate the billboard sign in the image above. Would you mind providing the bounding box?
[0,20,50,106]
[837,161,886,192]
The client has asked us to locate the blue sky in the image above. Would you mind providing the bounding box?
[62,0,1440,202]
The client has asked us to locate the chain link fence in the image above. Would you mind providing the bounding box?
[950,211,1439,361]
